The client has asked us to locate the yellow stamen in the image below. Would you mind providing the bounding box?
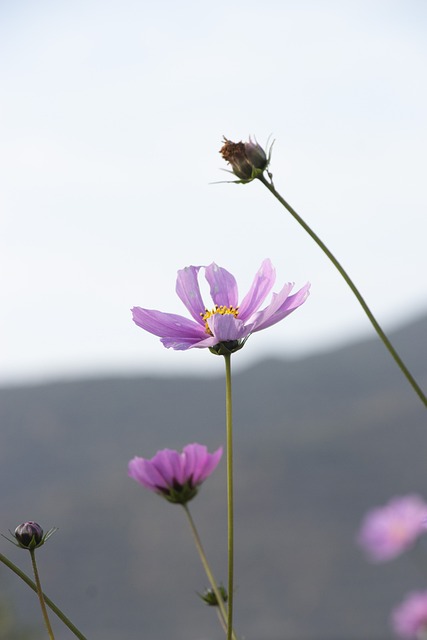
[200,305,239,335]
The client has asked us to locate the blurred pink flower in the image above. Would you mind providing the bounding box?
[132,259,310,353]
[357,495,427,562]
[128,443,222,504]
[392,591,427,638]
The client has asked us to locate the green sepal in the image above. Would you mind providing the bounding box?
[209,339,247,356]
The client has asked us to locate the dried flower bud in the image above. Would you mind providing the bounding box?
[220,136,271,182]
[198,585,228,607]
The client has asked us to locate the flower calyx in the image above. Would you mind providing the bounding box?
[209,339,247,356]
[159,480,199,505]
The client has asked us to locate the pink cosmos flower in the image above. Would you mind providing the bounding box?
[128,443,222,504]
[392,591,427,638]
[132,259,310,353]
[357,495,427,562]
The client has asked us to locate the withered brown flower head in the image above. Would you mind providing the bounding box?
[220,138,253,180]
[220,136,269,182]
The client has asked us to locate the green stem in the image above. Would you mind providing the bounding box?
[258,173,427,408]
[0,553,88,640]
[182,504,236,639]
[223,353,234,640]
[29,549,55,640]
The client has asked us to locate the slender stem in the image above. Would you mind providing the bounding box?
[215,608,228,635]
[182,504,236,639]
[258,173,427,408]
[223,352,234,640]
[0,552,88,640]
[29,549,55,640]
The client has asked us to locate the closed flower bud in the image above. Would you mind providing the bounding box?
[14,522,44,549]
[7,521,58,550]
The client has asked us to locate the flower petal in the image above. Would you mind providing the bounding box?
[175,266,205,324]
[160,336,208,350]
[195,446,223,484]
[237,259,276,320]
[182,443,223,485]
[181,443,203,481]
[152,449,185,486]
[128,457,169,492]
[205,263,238,308]
[132,308,206,349]
[207,313,249,343]
[247,282,293,329]
[251,282,310,332]
[188,335,222,349]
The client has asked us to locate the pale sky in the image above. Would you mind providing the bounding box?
[1,0,426,384]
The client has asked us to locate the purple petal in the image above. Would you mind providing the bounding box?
[128,445,222,494]
[247,282,293,329]
[251,282,310,333]
[182,444,222,485]
[205,263,238,308]
[181,443,203,475]
[237,259,276,320]
[132,307,206,346]
[175,266,206,325]
[188,335,223,349]
[160,336,208,350]
[207,314,249,342]
[152,449,185,486]
[182,443,206,484]
[193,446,223,484]
[128,457,169,492]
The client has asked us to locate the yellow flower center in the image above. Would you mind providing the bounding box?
[201,305,239,335]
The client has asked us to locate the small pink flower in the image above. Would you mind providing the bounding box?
[357,495,427,562]
[392,591,427,638]
[132,259,310,353]
[128,443,222,504]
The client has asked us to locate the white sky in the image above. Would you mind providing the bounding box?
[1,0,426,384]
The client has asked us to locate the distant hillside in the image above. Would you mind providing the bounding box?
[0,314,426,640]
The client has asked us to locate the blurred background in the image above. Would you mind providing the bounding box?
[0,1,426,638]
